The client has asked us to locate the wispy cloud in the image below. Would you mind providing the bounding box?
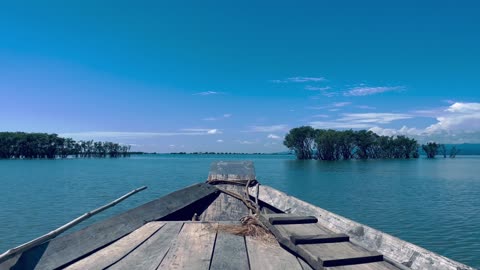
[247,124,288,132]
[60,129,222,140]
[237,140,257,144]
[193,91,222,96]
[216,139,224,143]
[356,105,376,110]
[309,113,412,129]
[305,86,331,91]
[202,113,232,121]
[270,76,325,83]
[267,134,282,140]
[333,102,351,107]
[307,102,351,110]
[338,113,412,124]
[344,86,404,96]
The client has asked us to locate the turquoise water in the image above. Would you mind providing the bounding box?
[0,155,479,268]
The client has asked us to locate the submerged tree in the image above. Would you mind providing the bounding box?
[422,142,440,158]
[284,127,419,161]
[439,144,447,158]
[283,126,316,160]
[449,146,460,158]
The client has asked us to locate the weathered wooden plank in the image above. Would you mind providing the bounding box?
[208,161,256,181]
[324,261,399,270]
[210,232,249,270]
[245,237,303,270]
[65,222,165,270]
[265,214,318,225]
[157,223,217,270]
[252,185,474,270]
[200,184,249,221]
[298,242,383,267]
[108,222,184,270]
[297,257,314,270]
[4,183,218,270]
[291,234,349,245]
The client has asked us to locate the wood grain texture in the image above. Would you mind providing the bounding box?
[108,222,184,270]
[298,242,383,267]
[291,233,350,244]
[157,223,217,270]
[65,222,165,270]
[200,184,249,221]
[4,183,218,270]
[245,237,303,270]
[210,232,249,270]
[324,261,399,270]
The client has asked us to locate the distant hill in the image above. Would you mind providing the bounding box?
[445,144,480,155]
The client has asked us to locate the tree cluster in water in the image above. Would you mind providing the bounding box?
[283,126,457,160]
[0,132,131,159]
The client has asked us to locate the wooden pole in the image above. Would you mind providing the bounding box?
[0,186,147,262]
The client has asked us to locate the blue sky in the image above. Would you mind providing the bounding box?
[1,1,479,152]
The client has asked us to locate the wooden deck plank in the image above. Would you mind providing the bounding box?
[200,184,249,221]
[291,233,350,244]
[157,223,217,270]
[65,222,165,270]
[210,232,249,270]
[298,242,383,267]
[245,237,303,270]
[265,214,318,225]
[6,183,219,270]
[107,222,184,270]
[324,261,399,270]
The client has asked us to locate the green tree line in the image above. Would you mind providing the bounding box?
[0,132,131,159]
[284,126,460,160]
[284,126,420,160]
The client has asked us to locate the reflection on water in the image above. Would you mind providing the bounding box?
[0,155,479,268]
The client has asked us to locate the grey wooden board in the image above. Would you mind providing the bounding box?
[208,161,256,181]
[210,232,249,270]
[3,183,218,270]
[267,215,318,225]
[108,222,184,270]
[200,184,250,221]
[245,237,304,270]
[323,261,399,270]
[298,242,383,267]
[65,222,165,270]
[157,222,217,270]
[297,257,314,270]
[291,233,349,244]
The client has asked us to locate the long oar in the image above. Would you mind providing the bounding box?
[0,186,147,262]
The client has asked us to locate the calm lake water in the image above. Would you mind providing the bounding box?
[0,154,479,268]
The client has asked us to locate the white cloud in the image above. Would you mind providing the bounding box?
[312,114,329,118]
[247,124,288,132]
[60,129,222,139]
[369,103,480,143]
[216,139,224,143]
[344,86,404,96]
[310,121,371,129]
[309,113,412,130]
[333,102,351,107]
[305,86,331,91]
[193,91,222,96]
[356,105,376,110]
[270,77,325,83]
[267,134,282,140]
[338,113,412,124]
[202,113,232,121]
[238,140,256,144]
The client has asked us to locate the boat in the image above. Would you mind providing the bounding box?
[0,161,474,270]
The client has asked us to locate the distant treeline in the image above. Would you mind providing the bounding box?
[284,126,458,160]
[0,132,131,159]
[170,152,275,155]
